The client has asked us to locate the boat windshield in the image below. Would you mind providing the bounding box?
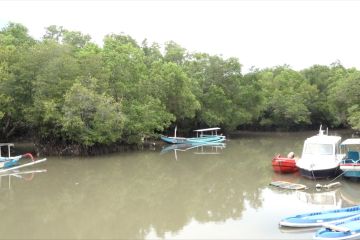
[304,143,333,155]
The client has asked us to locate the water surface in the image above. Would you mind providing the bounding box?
[1,130,359,239]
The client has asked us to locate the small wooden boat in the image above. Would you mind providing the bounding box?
[279,205,360,227]
[270,180,306,190]
[0,143,35,168]
[160,136,187,144]
[314,215,360,239]
[0,143,46,172]
[272,154,298,173]
[161,127,226,144]
[0,153,34,168]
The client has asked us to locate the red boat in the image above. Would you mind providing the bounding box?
[272,154,298,173]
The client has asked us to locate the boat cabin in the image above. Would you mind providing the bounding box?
[193,127,222,138]
[339,138,360,178]
[302,135,342,157]
[0,143,14,158]
[340,138,360,160]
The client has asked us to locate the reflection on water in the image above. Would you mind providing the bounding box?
[296,189,342,208]
[0,130,359,239]
[161,142,226,160]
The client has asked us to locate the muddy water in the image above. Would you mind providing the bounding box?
[1,130,359,239]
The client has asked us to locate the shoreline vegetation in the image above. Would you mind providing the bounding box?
[1,23,360,156]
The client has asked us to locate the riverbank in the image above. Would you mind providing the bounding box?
[8,127,355,157]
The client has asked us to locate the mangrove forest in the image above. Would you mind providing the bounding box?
[1,22,359,154]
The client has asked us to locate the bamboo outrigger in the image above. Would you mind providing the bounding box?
[0,143,47,173]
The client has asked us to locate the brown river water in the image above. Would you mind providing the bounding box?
[1,130,360,239]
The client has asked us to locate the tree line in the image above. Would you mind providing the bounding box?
[0,23,359,153]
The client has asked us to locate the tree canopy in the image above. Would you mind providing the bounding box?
[1,22,359,154]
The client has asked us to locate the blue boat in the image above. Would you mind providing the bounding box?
[314,215,360,239]
[339,138,360,178]
[0,143,35,169]
[161,127,226,144]
[279,205,360,227]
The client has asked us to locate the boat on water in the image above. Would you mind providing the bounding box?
[0,143,47,172]
[161,127,226,144]
[279,205,360,228]
[314,215,360,239]
[296,126,344,179]
[339,138,360,179]
[272,153,298,173]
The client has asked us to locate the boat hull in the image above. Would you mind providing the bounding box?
[298,167,341,179]
[280,205,360,228]
[0,158,19,168]
[272,156,298,173]
[161,135,225,144]
[160,136,187,144]
[185,136,225,144]
[340,163,360,178]
[0,155,25,169]
[315,215,360,240]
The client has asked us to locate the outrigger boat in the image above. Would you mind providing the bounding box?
[339,138,360,179]
[0,143,47,172]
[161,127,226,144]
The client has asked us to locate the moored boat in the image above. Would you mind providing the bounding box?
[296,126,343,179]
[314,215,360,239]
[272,154,298,173]
[339,138,360,179]
[0,143,35,168]
[0,143,46,172]
[279,205,360,228]
[161,127,225,144]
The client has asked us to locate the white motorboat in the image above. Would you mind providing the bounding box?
[296,126,344,179]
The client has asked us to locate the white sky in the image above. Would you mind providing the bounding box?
[1,0,360,72]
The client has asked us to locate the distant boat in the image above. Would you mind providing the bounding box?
[161,127,226,144]
[279,205,360,228]
[314,215,360,239]
[296,126,343,179]
[339,138,360,179]
[0,143,46,172]
[0,143,34,168]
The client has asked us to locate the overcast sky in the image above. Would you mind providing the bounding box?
[1,0,360,72]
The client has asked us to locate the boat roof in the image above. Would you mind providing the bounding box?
[194,127,221,132]
[341,138,360,145]
[305,135,341,145]
[0,143,14,147]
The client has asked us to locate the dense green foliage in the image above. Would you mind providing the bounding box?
[1,23,359,151]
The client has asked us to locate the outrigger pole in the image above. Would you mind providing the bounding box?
[0,158,47,174]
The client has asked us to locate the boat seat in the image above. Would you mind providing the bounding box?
[348,151,360,162]
[322,223,351,232]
